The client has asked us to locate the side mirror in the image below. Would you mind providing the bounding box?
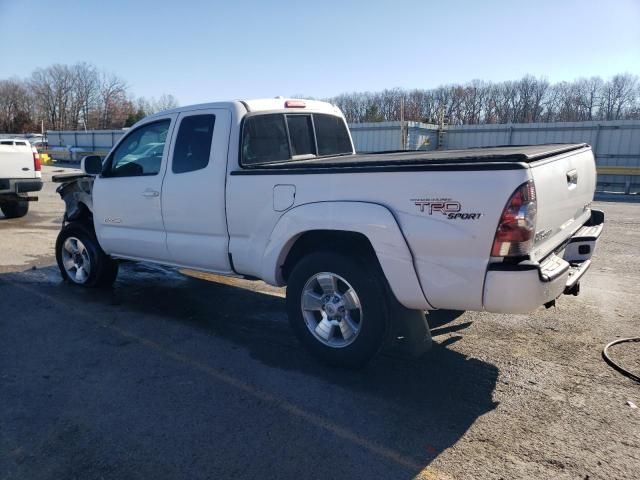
[81,155,103,175]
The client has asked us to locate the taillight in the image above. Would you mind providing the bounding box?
[491,181,537,257]
[33,150,41,171]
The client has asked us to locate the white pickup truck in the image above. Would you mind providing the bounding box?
[0,139,43,218]
[53,98,604,366]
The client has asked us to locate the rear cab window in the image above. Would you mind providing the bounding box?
[314,115,352,156]
[241,113,352,166]
[286,115,315,158]
[241,114,289,165]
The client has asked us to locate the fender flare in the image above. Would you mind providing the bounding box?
[262,201,431,310]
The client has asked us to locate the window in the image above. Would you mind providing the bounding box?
[286,115,315,157]
[240,113,353,166]
[15,141,26,146]
[172,114,215,173]
[241,114,290,165]
[314,114,352,156]
[107,120,170,177]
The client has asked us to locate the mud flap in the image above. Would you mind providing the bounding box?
[387,296,432,358]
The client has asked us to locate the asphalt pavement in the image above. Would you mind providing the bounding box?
[1,166,639,479]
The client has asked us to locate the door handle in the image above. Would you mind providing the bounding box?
[142,189,160,198]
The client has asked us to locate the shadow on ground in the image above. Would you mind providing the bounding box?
[1,263,498,479]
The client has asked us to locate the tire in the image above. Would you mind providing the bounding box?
[1,200,29,218]
[286,251,389,368]
[56,222,119,288]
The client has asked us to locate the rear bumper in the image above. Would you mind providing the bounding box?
[0,178,43,195]
[483,209,604,314]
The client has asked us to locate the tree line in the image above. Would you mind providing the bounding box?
[0,62,178,133]
[3,64,638,133]
[327,74,640,125]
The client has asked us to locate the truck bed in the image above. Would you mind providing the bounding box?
[239,144,588,172]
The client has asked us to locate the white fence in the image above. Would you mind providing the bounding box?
[350,120,640,194]
[46,120,640,194]
[46,129,127,151]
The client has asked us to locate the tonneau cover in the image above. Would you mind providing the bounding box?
[251,143,588,169]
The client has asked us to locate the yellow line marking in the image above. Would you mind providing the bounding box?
[3,277,454,478]
[597,166,640,176]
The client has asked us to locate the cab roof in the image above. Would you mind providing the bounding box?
[146,98,341,120]
[241,98,340,114]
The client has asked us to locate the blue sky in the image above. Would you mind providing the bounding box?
[1,0,639,105]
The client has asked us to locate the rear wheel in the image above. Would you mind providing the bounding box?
[286,251,389,368]
[56,222,118,288]
[1,200,29,218]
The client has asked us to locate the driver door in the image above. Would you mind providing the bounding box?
[92,115,177,261]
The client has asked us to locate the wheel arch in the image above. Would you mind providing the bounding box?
[66,200,93,227]
[281,230,377,281]
[58,178,94,229]
[262,201,432,310]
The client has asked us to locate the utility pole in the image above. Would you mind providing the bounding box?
[400,97,406,150]
[437,106,448,150]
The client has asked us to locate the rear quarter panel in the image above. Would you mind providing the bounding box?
[226,167,531,311]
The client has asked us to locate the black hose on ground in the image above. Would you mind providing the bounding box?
[602,338,640,383]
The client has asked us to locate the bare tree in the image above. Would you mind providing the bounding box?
[4,63,640,130]
[574,77,603,120]
[154,93,179,112]
[600,74,637,120]
[97,72,128,128]
[327,74,640,125]
[30,64,77,130]
[0,79,35,133]
[70,62,99,129]
[134,94,180,115]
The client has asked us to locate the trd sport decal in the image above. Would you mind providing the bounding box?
[411,197,483,220]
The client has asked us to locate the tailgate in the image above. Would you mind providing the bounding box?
[529,146,596,262]
[0,145,36,179]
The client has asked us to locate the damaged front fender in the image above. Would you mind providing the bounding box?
[52,173,95,224]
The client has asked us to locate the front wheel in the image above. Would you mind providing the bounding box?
[286,251,389,368]
[56,222,119,288]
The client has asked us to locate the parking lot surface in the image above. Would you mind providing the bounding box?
[1,166,639,479]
